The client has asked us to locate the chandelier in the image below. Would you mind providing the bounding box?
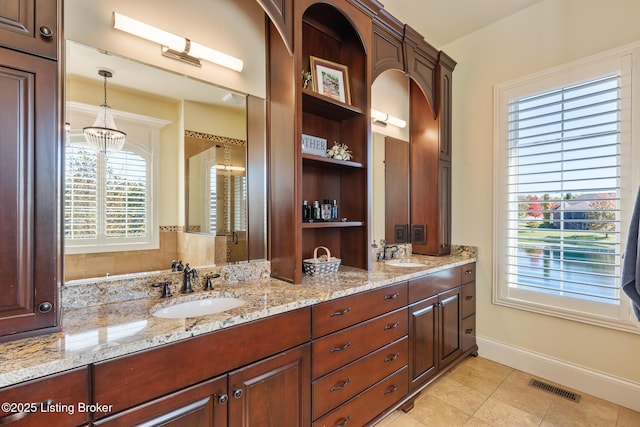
[83,69,126,152]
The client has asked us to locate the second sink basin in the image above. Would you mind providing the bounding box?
[153,297,245,319]
[386,260,425,268]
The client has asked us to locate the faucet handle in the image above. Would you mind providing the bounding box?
[203,274,221,291]
[152,281,173,298]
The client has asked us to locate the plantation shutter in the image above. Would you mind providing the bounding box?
[507,74,621,305]
[65,146,98,240]
[104,150,148,238]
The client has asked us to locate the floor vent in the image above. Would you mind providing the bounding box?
[528,379,581,403]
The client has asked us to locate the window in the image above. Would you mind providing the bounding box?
[494,46,638,330]
[65,144,154,252]
[65,102,166,254]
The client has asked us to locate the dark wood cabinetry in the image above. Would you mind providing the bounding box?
[93,309,311,426]
[0,0,61,342]
[311,283,409,425]
[0,0,59,60]
[0,367,89,426]
[405,263,478,407]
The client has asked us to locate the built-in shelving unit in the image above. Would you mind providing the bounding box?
[268,0,373,283]
[299,2,371,281]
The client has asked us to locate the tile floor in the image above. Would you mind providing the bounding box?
[376,356,640,426]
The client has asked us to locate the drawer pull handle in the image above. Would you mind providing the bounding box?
[384,292,399,300]
[465,328,474,334]
[0,398,54,423]
[329,342,351,353]
[384,352,400,362]
[384,321,400,330]
[330,378,351,392]
[330,307,351,317]
[384,384,399,395]
[334,415,350,427]
[465,295,474,301]
[465,269,473,275]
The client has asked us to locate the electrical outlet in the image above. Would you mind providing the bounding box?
[411,224,426,245]
[394,224,408,243]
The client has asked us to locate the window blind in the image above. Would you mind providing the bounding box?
[105,150,148,238]
[507,74,621,305]
[65,146,149,245]
[65,146,98,240]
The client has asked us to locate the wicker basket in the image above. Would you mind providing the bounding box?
[303,246,341,276]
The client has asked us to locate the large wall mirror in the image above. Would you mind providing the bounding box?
[371,70,410,245]
[64,0,266,281]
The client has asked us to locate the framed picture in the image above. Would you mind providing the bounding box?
[310,56,351,104]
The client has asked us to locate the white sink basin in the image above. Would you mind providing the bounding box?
[386,260,425,268]
[153,297,245,319]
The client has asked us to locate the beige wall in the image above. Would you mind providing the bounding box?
[444,0,640,392]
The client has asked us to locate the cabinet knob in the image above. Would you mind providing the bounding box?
[233,388,243,399]
[39,26,53,38]
[38,301,53,313]
[217,394,228,405]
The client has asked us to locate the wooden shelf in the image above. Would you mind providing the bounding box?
[302,89,364,121]
[302,153,364,169]
[302,220,364,229]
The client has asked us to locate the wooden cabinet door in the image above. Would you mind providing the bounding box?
[93,376,228,427]
[228,344,311,427]
[438,286,462,368]
[0,0,58,59]
[0,46,60,341]
[408,295,438,391]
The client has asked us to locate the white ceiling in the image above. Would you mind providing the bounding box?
[381,0,542,47]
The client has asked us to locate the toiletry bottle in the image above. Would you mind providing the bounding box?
[331,199,338,219]
[312,200,321,220]
[321,199,332,220]
[302,200,310,221]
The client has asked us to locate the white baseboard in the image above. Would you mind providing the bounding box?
[476,335,640,412]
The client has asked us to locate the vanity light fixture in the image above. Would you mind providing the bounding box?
[113,12,244,72]
[83,69,127,153]
[215,165,246,172]
[371,108,407,129]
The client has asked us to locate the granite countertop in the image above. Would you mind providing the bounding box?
[0,248,475,388]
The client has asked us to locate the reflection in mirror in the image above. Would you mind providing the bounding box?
[185,132,248,263]
[371,70,410,244]
[64,41,262,281]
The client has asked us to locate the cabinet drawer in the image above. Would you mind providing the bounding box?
[94,307,311,417]
[312,308,407,379]
[312,337,407,420]
[462,315,476,352]
[312,367,408,427]
[313,282,407,338]
[461,263,476,284]
[93,375,227,427]
[462,282,476,318]
[409,268,459,303]
[0,367,89,426]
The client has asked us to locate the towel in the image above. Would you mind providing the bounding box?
[621,186,640,321]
